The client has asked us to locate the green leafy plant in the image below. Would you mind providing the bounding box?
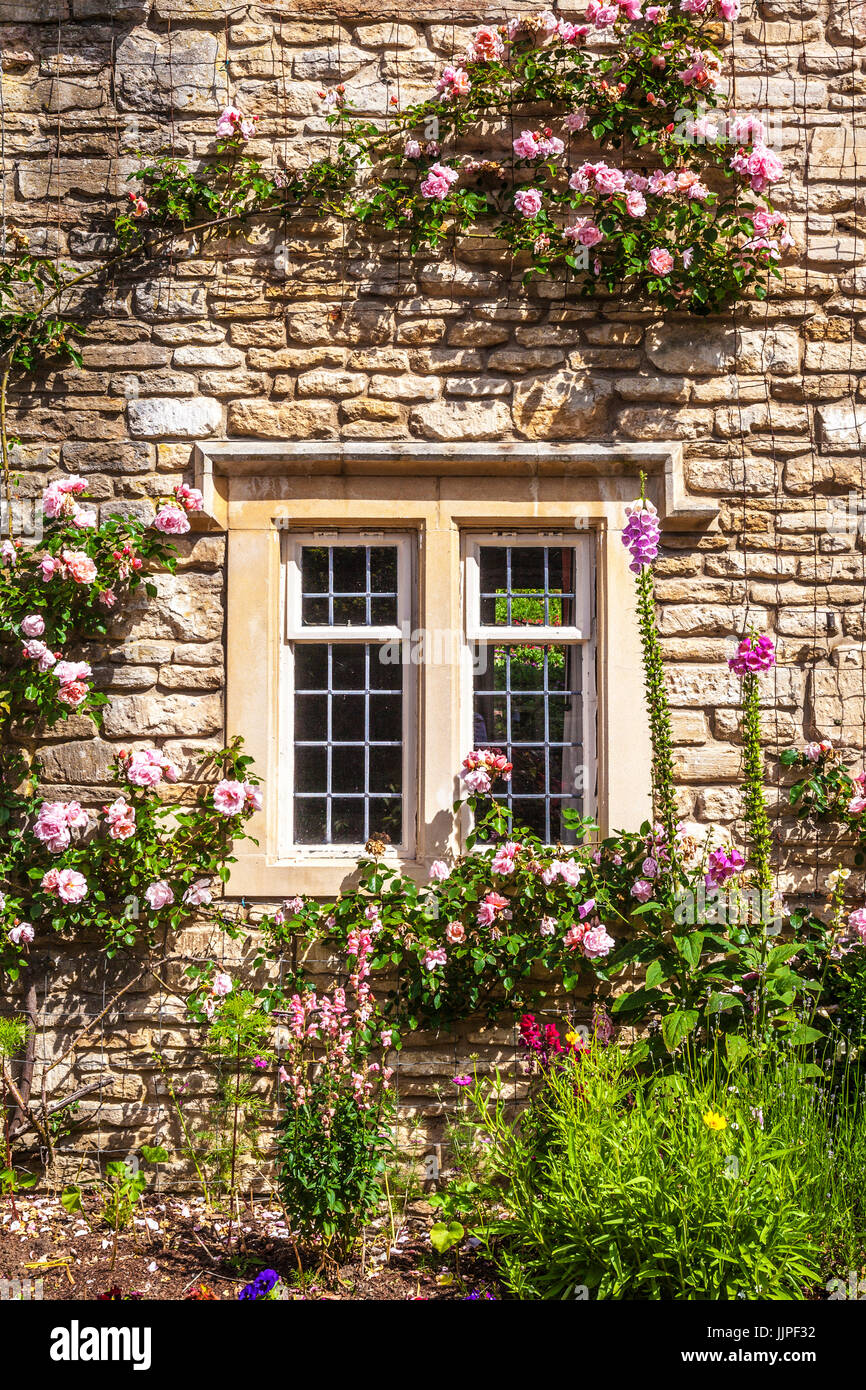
[467,1043,841,1300]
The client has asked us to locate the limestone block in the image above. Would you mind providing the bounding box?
[512,372,611,438]
[115,28,220,113]
[127,397,222,439]
[409,399,512,441]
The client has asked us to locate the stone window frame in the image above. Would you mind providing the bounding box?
[195,440,717,899]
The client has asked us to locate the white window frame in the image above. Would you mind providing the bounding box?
[462,530,598,833]
[280,529,416,859]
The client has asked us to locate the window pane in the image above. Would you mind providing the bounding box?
[300,543,399,626]
[473,641,584,843]
[293,641,404,846]
[479,544,575,627]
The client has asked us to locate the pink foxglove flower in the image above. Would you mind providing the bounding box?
[621,497,660,572]
[728,634,775,675]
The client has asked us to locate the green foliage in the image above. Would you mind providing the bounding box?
[276,1081,394,1258]
[197,990,274,1199]
[468,1044,865,1299]
[101,1146,167,1230]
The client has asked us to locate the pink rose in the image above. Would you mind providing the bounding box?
[213,779,247,815]
[174,483,203,513]
[625,190,647,217]
[62,551,97,585]
[144,880,174,910]
[469,24,504,61]
[40,555,62,582]
[212,971,233,997]
[564,923,586,950]
[57,681,88,708]
[9,923,34,946]
[183,878,214,911]
[20,614,45,637]
[125,750,164,787]
[244,781,263,811]
[54,660,92,684]
[153,505,191,536]
[429,859,450,881]
[631,879,654,902]
[23,639,56,672]
[445,921,465,944]
[404,138,422,159]
[539,915,556,936]
[564,108,588,133]
[582,926,616,959]
[514,187,543,217]
[513,130,540,160]
[648,247,675,275]
[55,869,88,904]
[420,161,459,201]
[424,946,448,970]
[105,797,136,841]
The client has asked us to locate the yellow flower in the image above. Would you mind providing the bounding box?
[703,1109,728,1132]
[564,1031,579,1045]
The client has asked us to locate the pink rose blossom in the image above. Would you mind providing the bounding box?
[424,946,448,970]
[514,187,543,217]
[404,138,422,159]
[564,923,586,950]
[153,505,191,536]
[625,190,647,217]
[212,971,233,997]
[648,247,675,275]
[539,915,556,936]
[57,681,88,708]
[9,923,34,946]
[429,859,450,881]
[62,551,97,585]
[52,869,88,904]
[445,920,465,944]
[213,779,247,815]
[468,24,504,62]
[435,65,471,100]
[40,555,62,582]
[631,879,653,902]
[105,797,136,841]
[477,891,511,927]
[564,218,604,248]
[20,614,45,637]
[183,879,213,907]
[54,660,92,684]
[564,109,589,133]
[244,781,263,811]
[23,640,56,673]
[582,925,616,958]
[144,880,174,910]
[174,483,203,513]
[420,161,459,201]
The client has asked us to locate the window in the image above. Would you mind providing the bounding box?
[218,443,682,895]
[283,533,414,854]
[464,534,596,843]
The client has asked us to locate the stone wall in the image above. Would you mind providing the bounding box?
[2,0,866,1185]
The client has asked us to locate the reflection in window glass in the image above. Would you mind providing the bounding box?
[479,545,575,628]
[473,642,583,843]
[294,639,403,846]
[301,544,398,627]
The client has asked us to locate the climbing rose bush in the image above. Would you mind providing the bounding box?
[0,479,176,732]
[118,6,792,315]
[0,740,262,975]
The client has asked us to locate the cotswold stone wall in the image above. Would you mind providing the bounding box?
[3,0,866,1184]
